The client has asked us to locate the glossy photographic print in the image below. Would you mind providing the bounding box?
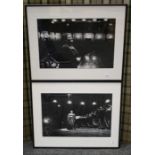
[41,93,112,137]
[27,6,126,80]
[38,18,115,69]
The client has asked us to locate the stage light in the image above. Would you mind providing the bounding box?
[53,19,57,22]
[76,57,81,62]
[62,19,66,22]
[67,93,72,97]
[80,101,85,106]
[43,117,51,124]
[51,20,55,24]
[92,56,97,61]
[55,33,61,40]
[82,19,86,22]
[74,33,82,40]
[95,33,105,40]
[109,23,113,26]
[84,55,90,61]
[72,18,76,22]
[52,99,58,103]
[106,33,114,39]
[105,99,111,103]
[92,102,97,105]
[67,100,72,105]
[104,18,108,22]
[49,32,55,40]
[84,33,94,40]
[92,18,97,22]
[57,104,61,108]
[40,31,49,39]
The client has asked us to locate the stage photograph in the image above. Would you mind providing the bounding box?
[37,18,115,69]
[41,93,112,137]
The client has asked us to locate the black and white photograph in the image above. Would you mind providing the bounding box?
[27,6,126,80]
[42,93,112,137]
[32,82,121,147]
[38,18,115,69]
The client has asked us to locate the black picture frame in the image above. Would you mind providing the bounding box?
[31,82,122,148]
[26,5,126,81]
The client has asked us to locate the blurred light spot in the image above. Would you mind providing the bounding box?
[53,19,57,22]
[57,104,61,108]
[67,93,71,97]
[76,57,81,62]
[67,33,73,40]
[93,18,97,22]
[62,19,66,22]
[49,32,55,40]
[92,102,97,105]
[55,33,61,40]
[74,33,82,40]
[95,33,105,40]
[92,56,97,61]
[80,101,85,106]
[104,18,108,22]
[53,99,58,103]
[72,18,76,22]
[105,99,111,103]
[106,33,114,39]
[43,117,50,124]
[84,55,90,61]
[109,23,113,26]
[84,33,94,40]
[67,100,72,105]
[51,63,56,68]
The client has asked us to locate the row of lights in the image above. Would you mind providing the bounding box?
[51,98,111,107]
[51,18,111,23]
[43,99,111,124]
[43,98,111,124]
[39,32,114,40]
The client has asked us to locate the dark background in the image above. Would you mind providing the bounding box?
[37,19,115,68]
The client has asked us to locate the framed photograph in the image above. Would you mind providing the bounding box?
[26,5,126,80]
[32,82,121,147]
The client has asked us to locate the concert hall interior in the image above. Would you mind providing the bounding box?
[41,93,112,137]
[37,18,115,68]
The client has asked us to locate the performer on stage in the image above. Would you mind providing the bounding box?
[67,110,76,130]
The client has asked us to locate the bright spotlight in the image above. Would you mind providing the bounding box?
[52,99,58,103]
[92,102,97,105]
[80,101,85,106]
[67,100,72,105]
[43,117,50,124]
[105,99,111,103]
[76,57,81,62]
[74,33,82,40]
